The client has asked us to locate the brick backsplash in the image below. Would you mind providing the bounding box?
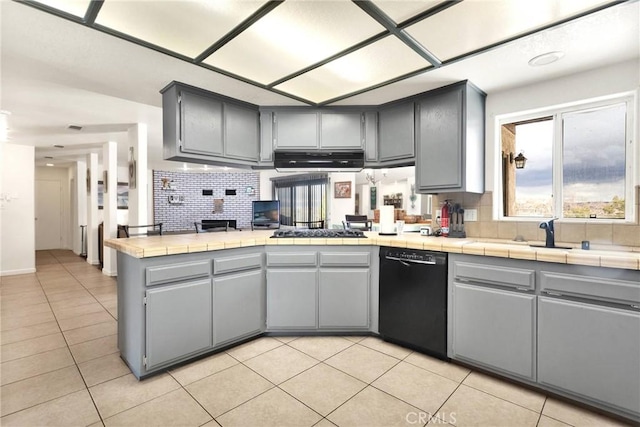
[153,170,260,232]
[431,187,640,248]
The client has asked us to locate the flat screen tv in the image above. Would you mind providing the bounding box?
[252,200,280,225]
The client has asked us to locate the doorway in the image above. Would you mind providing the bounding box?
[35,179,62,250]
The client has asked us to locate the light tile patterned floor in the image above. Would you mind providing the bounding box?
[0,250,633,426]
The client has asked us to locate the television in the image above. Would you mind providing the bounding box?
[252,200,280,226]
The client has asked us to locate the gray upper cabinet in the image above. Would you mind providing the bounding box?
[259,110,274,164]
[274,111,318,149]
[378,102,415,164]
[224,102,259,161]
[416,81,485,194]
[364,111,378,163]
[180,91,223,156]
[319,112,363,150]
[161,81,259,167]
[272,110,364,151]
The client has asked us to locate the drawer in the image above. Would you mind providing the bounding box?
[319,252,370,267]
[146,261,211,286]
[540,270,640,305]
[267,252,317,267]
[453,261,535,290]
[214,253,262,275]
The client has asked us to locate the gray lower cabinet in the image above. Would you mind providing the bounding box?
[145,278,213,370]
[266,269,317,329]
[452,282,536,380]
[378,102,415,164]
[538,296,640,416]
[416,80,485,194]
[319,269,369,328]
[213,270,264,345]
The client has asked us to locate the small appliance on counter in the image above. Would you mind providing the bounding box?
[448,203,466,238]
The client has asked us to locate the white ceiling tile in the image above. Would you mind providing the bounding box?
[95,0,268,58]
[370,0,444,24]
[32,0,91,17]
[274,36,429,104]
[203,0,385,84]
[406,0,618,61]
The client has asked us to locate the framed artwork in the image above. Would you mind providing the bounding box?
[128,147,137,189]
[98,181,129,210]
[370,186,377,209]
[334,181,352,199]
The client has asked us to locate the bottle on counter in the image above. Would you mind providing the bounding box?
[441,200,450,237]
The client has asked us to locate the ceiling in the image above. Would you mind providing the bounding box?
[0,0,638,171]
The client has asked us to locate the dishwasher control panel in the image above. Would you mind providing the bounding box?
[382,248,447,265]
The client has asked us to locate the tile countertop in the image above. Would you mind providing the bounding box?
[104,230,640,270]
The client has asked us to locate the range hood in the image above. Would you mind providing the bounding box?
[274,151,365,172]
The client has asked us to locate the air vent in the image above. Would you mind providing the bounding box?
[44,156,53,159]
[53,144,65,148]
[67,125,82,131]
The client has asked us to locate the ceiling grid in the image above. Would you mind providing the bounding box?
[15,0,631,106]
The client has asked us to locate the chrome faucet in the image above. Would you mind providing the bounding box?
[539,219,556,248]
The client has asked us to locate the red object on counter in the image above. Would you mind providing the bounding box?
[441,200,450,237]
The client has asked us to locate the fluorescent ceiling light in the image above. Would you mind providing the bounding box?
[46,163,54,167]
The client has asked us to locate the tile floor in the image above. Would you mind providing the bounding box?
[0,250,633,426]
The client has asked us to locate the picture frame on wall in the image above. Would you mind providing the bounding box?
[370,186,377,209]
[98,181,129,210]
[334,181,352,199]
[128,147,137,189]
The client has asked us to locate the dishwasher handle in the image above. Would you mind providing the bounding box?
[385,255,436,265]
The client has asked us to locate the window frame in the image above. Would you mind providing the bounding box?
[497,92,636,223]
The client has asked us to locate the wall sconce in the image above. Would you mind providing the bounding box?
[510,152,527,169]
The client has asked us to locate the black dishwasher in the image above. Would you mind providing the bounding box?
[379,247,448,360]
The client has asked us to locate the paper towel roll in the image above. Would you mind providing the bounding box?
[379,205,396,234]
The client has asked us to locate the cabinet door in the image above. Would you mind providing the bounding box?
[320,112,363,150]
[364,111,378,163]
[224,102,259,161]
[319,269,369,328]
[416,87,463,191]
[266,269,317,329]
[378,102,415,162]
[180,90,223,156]
[213,270,264,346]
[538,297,640,415]
[274,112,318,149]
[452,283,536,380]
[260,111,274,163]
[145,279,212,369]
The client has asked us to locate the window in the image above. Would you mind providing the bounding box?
[272,174,327,227]
[500,95,634,221]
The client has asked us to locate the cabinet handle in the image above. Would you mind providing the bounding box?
[544,291,562,297]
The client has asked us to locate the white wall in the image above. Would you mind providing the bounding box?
[0,143,36,275]
[485,59,640,193]
[328,173,356,228]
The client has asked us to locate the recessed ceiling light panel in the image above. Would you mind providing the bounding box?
[203,0,385,84]
[32,0,91,18]
[528,51,565,66]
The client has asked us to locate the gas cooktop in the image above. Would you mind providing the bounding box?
[272,229,367,238]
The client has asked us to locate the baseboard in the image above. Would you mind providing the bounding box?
[101,268,117,277]
[87,258,100,266]
[0,267,37,277]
